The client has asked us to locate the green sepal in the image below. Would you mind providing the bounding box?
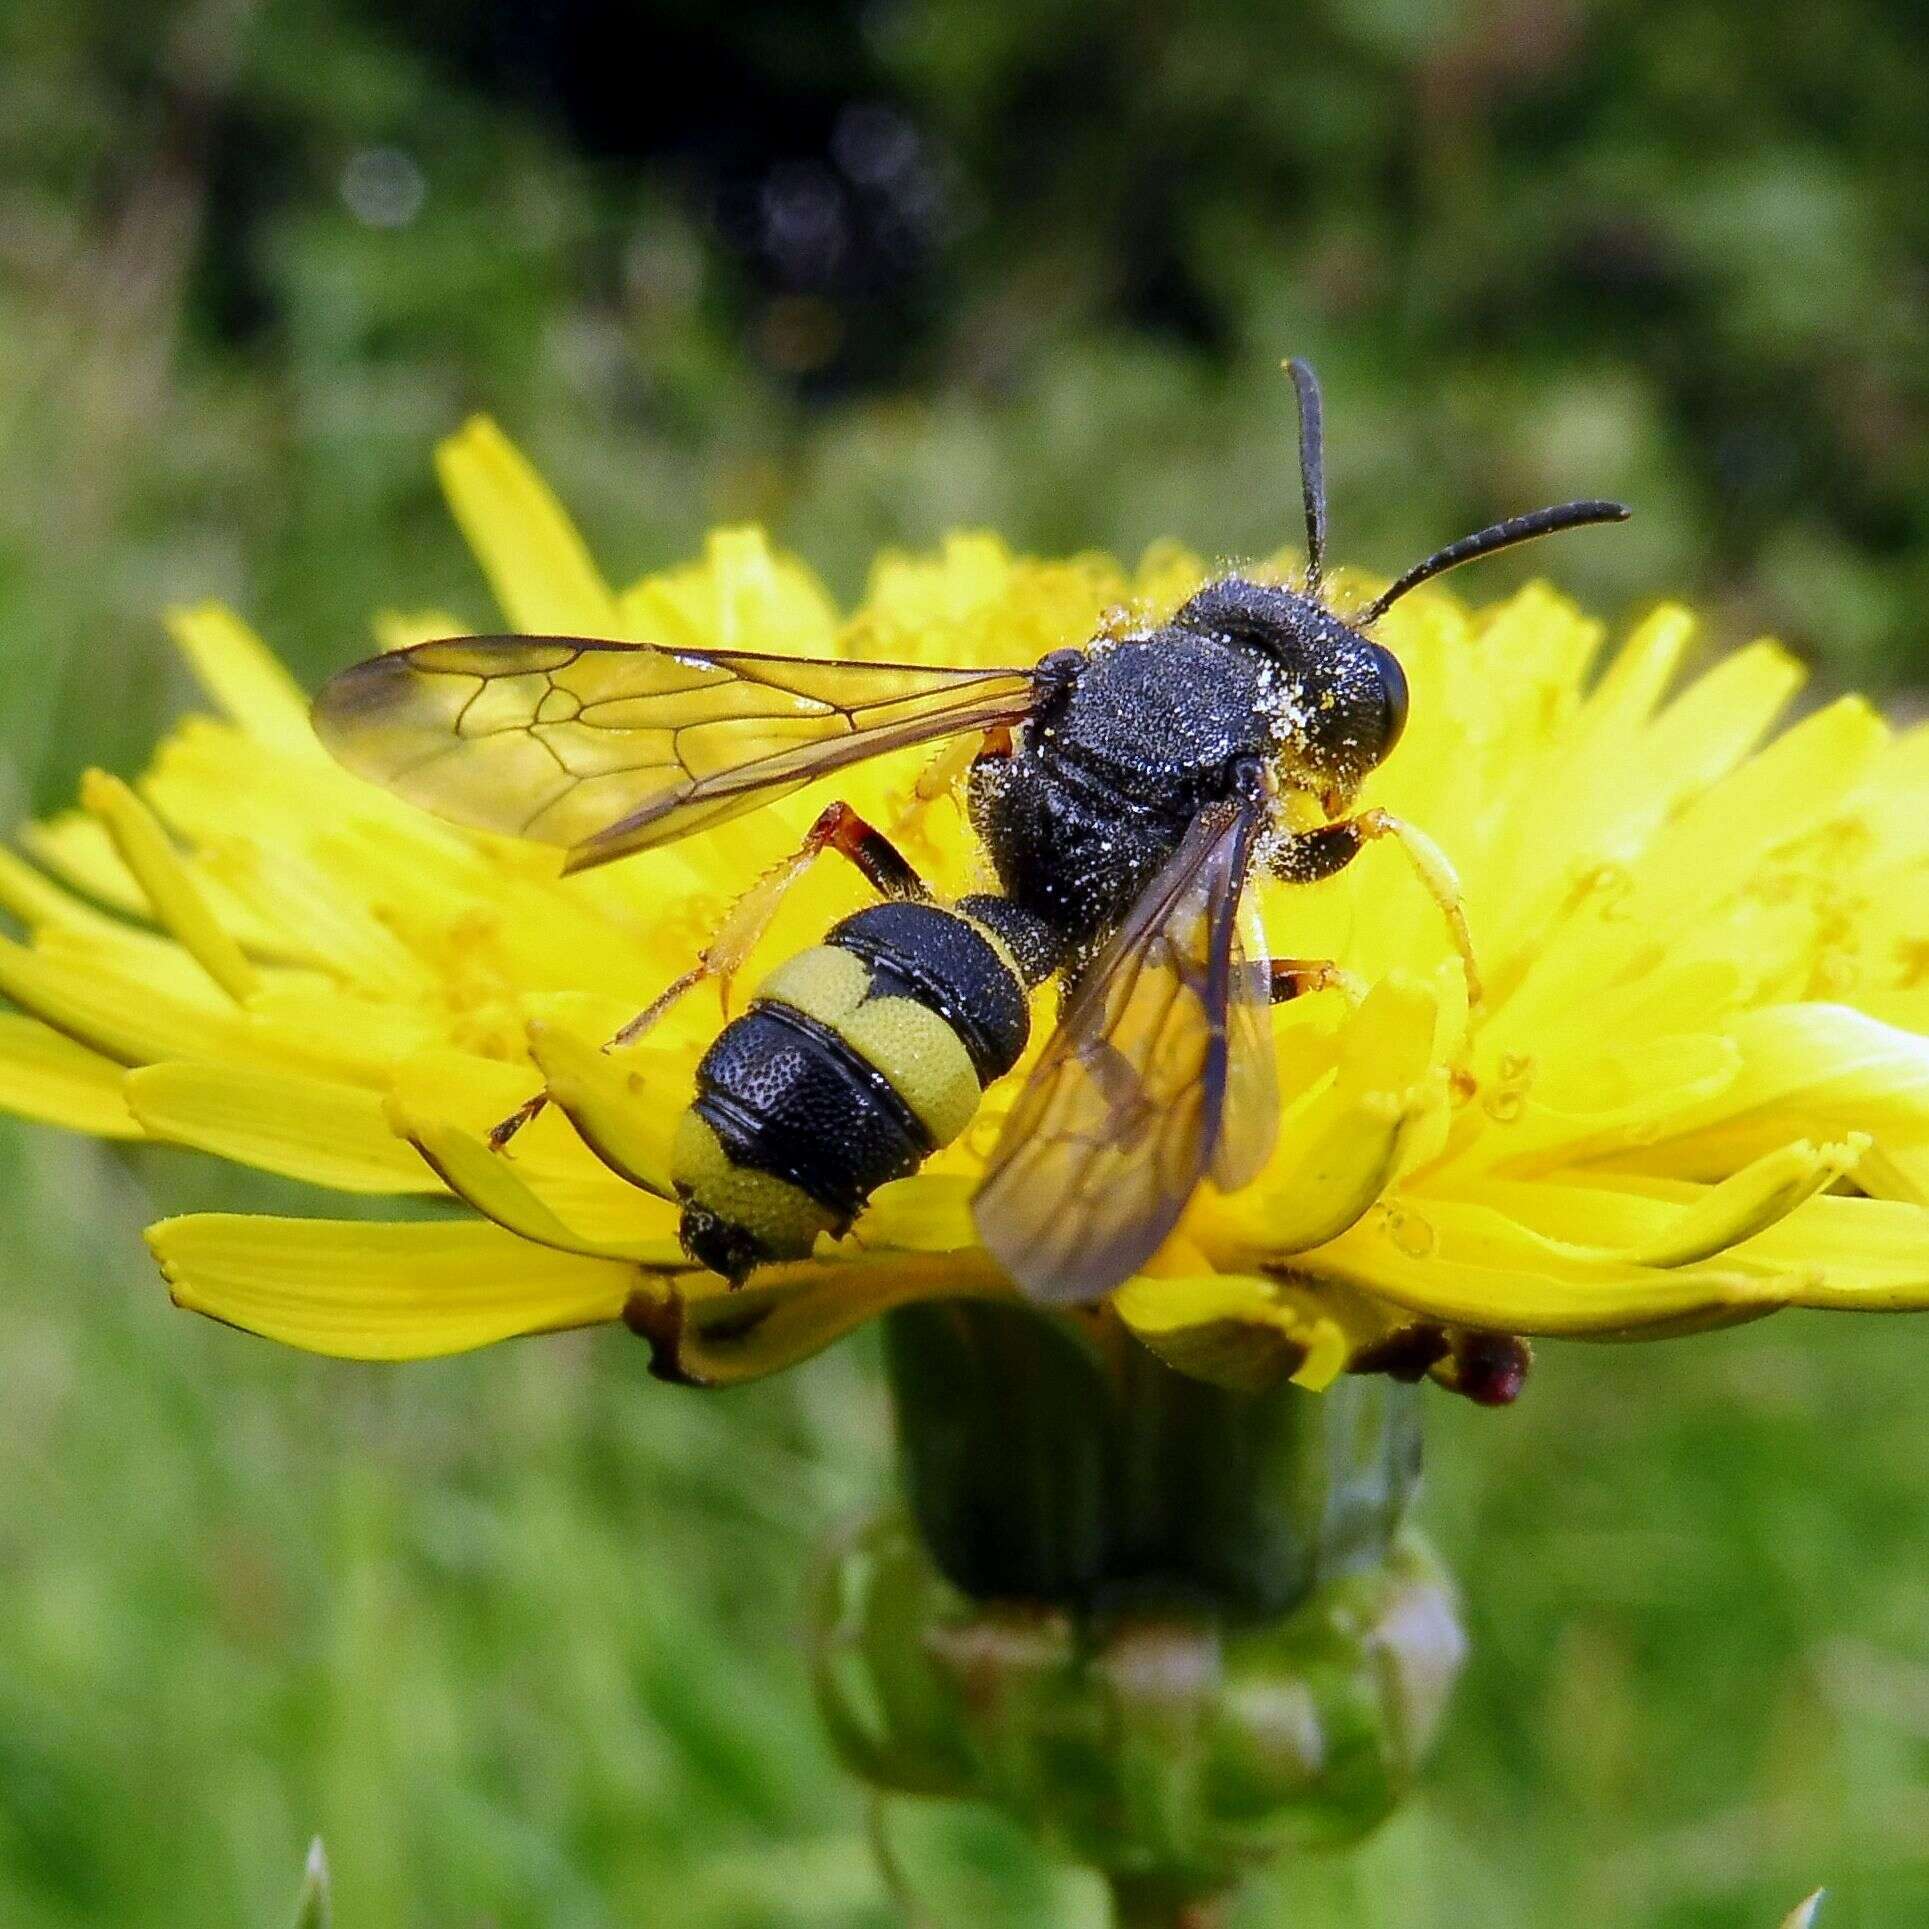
[812,1509,1464,1896]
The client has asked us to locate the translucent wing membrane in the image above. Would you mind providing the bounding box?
[973,797,1278,1304]
[312,636,1039,869]
[1213,899,1280,1192]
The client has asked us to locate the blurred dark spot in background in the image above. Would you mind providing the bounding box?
[1,0,1925,808]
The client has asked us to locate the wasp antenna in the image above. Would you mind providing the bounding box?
[1357,499,1631,626]
[1283,358,1328,598]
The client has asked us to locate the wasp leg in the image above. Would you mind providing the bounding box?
[1268,957,1366,1005]
[486,1091,552,1150]
[890,729,987,833]
[490,803,932,1149]
[607,800,929,1047]
[1272,808,1481,1012]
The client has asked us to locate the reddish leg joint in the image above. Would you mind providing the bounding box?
[804,801,931,902]
[1268,957,1361,1004]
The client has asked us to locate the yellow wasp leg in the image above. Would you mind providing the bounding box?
[1269,806,1481,1040]
[1349,808,1482,1013]
[490,802,931,1149]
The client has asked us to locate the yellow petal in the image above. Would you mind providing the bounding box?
[1863,1141,1929,1208]
[1113,1273,1358,1392]
[201,841,434,996]
[1467,605,1693,941]
[1483,957,1742,1087]
[140,716,441,864]
[1459,1137,1866,1269]
[1466,644,1797,1041]
[372,607,468,651]
[1462,1032,1742,1174]
[620,527,841,655]
[1490,699,1889,1050]
[1580,603,1696,729]
[857,1174,978,1251]
[1633,1004,1929,1177]
[1311,1200,1785,1336]
[1741,1193,1929,1310]
[126,1063,440,1193]
[1244,1076,1446,1257]
[392,1106,679,1260]
[18,810,147,919]
[0,1014,140,1137]
[856,532,1018,648]
[148,1214,634,1358]
[1859,726,1929,868]
[1225,975,1445,1258]
[1635,638,1805,802]
[390,1047,544,1133]
[1413,583,1601,809]
[434,416,618,634]
[82,769,259,1002]
[388,1047,674,1230]
[1617,696,1889,935]
[0,834,312,1049]
[707,526,841,652]
[164,604,319,757]
[240,986,449,1088]
[316,831,663,1007]
[526,1017,681,1198]
[0,929,243,1067]
[635,1250,1012,1388]
[0,843,141,939]
[1478,1173,1929,1309]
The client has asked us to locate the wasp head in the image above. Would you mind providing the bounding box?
[1173,577,1408,816]
[1168,358,1627,817]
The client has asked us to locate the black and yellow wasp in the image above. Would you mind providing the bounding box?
[314,362,1626,1305]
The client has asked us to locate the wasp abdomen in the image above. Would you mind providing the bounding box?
[673,901,1039,1281]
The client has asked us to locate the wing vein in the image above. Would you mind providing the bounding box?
[309,633,1038,869]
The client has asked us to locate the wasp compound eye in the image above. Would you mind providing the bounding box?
[1368,642,1409,757]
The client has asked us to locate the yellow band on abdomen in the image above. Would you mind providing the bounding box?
[755,944,981,1145]
[671,1109,839,1264]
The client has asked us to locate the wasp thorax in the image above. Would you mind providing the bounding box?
[1046,632,1275,813]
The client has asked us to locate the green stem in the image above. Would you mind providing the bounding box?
[883,1298,1419,1615]
[1107,1875,1228,1929]
[816,1301,1461,1907]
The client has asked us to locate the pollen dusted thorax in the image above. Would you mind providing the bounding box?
[968,630,1278,954]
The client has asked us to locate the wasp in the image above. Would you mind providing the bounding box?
[314,362,1626,1305]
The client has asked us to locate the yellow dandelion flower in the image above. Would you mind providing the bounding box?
[3,412,1926,1399]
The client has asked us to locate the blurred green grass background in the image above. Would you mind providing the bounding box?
[1,2,1925,1923]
